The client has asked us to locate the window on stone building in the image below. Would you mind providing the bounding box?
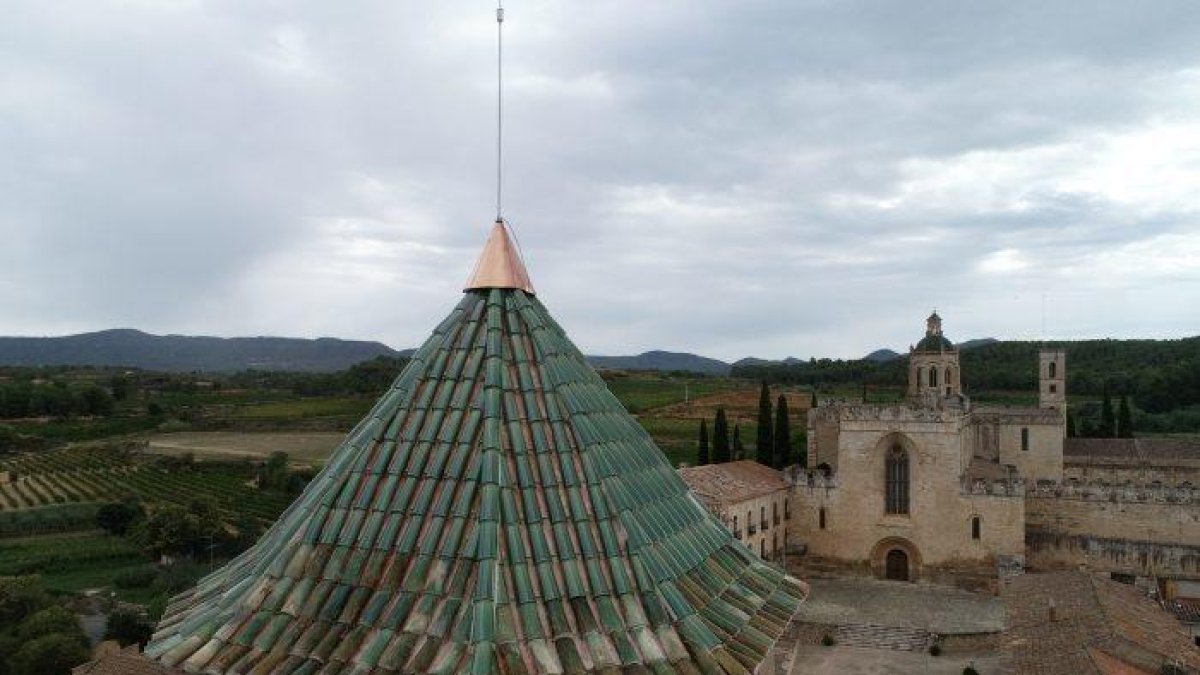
[784,499,791,520]
[930,367,939,388]
[1049,361,1057,378]
[885,445,910,515]
[818,507,826,530]
[772,502,779,525]
[747,511,754,534]
[733,515,739,538]
[1021,428,1029,452]
[760,506,767,531]
[1049,384,1057,393]
[971,516,980,540]
[773,533,778,558]
[760,540,765,557]
[945,367,952,387]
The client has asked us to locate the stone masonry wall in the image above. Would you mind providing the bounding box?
[1025,483,1200,578]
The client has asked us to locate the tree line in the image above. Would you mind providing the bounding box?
[694,384,811,469]
[732,337,1200,417]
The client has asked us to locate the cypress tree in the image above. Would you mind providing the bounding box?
[1066,412,1076,438]
[1118,396,1134,438]
[756,382,774,466]
[774,394,792,469]
[696,419,709,466]
[712,408,731,463]
[1101,390,1116,438]
[732,424,744,461]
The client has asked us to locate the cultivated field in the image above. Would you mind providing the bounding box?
[147,431,343,465]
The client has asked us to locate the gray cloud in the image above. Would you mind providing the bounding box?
[1,0,1198,361]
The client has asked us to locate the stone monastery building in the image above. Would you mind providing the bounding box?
[780,312,1200,592]
[796,312,1065,587]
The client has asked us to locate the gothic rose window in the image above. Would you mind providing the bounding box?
[886,444,910,515]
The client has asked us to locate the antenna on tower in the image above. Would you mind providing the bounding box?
[495,0,505,224]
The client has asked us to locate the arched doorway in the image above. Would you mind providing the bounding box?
[870,537,920,582]
[885,549,909,581]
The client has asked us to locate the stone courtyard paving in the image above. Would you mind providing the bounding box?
[782,578,1010,674]
[794,577,1007,634]
[790,645,1009,675]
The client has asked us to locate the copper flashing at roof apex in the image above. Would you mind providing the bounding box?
[464,219,535,294]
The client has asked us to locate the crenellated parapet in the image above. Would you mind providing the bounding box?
[1029,480,1199,505]
[960,477,1025,498]
[811,401,961,425]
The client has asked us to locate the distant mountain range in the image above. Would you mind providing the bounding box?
[862,338,999,363]
[586,351,731,376]
[0,330,1003,375]
[0,329,401,373]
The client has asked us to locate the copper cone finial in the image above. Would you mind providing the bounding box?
[464,220,535,294]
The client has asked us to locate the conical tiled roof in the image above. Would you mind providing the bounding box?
[145,231,807,674]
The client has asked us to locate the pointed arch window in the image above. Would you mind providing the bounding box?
[885,444,910,515]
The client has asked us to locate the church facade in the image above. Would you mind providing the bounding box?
[792,312,1067,590]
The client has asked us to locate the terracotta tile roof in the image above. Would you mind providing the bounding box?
[1004,571,1200,675]
[678,460,789,509]
[1169,598,1200,624]
[1065,438,1200,463]
[73,646,179,675]
[144,250,808,674]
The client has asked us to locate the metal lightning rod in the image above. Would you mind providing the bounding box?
[495,1,505,224]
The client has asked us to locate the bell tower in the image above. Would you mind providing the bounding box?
[1039,349,1066,409]
[907,310,962,405]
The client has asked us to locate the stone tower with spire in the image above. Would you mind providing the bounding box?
[907,310,963,405]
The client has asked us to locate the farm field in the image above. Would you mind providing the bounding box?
[0,444,294,535]
[147,431,344,465]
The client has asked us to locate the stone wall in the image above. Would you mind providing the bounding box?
[791,405,1025,586]
[1025,483,1200,578]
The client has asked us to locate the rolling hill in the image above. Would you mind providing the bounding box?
[0,329,401,372]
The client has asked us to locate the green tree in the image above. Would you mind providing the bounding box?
[732,424,745,461]
[695,419,709,466]
[15,606,80,642]
[95,499,143,536]
[258,451,291,491]
[131,500,225,560]
[8,633,90,675]
[0,576,50,626]
[774,395,792,468]
[80,386,114,416]
[1101,391,1116,437]
[756,382,774,466]
[104,609,153,647]
[712,408,731,463]
[1117,396,1134,438]
[109,375,132,401]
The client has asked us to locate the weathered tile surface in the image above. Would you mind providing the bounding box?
[145,288,808,674]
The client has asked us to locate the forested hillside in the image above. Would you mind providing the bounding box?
[732,337,1200,417]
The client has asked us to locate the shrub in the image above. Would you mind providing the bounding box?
[821,634,836,647]
[8,632,90,675]
[930,643,942,656]
[104,609,153,647]
[963,667,979,675]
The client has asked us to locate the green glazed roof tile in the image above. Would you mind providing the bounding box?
[146,276,806,673]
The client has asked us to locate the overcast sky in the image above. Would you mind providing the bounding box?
[3,1,1199,361]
